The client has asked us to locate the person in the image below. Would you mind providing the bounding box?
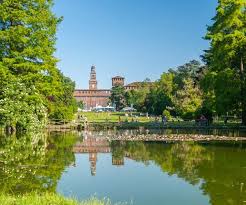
[164,115,167,125]
[161,115,167,125]
[84,117,88,129]
[224,116,229,124]
[200,115,208,126]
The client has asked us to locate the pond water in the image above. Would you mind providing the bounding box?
[1,129,246,205]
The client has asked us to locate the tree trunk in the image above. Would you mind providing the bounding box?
[5,125,15,135]
[240,57,246,125]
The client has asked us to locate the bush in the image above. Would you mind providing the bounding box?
[0,78,47,131]
[163,110,171,120]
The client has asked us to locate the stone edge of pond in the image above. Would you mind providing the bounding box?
[44,122,246,131]
[107,134,246,142]
[87,122,246,130]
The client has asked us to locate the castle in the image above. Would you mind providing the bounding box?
[74,65,139,110]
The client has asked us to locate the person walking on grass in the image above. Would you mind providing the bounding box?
[162,115,167,125]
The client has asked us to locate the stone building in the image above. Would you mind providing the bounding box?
[74,65,149,110]
[74,65,111,110]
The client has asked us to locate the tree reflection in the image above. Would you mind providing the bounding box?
[1,130,246,205]
[111,140,246,205]
[0,131,77,194]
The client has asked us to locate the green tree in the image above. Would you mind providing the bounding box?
[110,85,126,111]
[0,0,77,129]
[169,60,205,88]
[77,101,84,110]
[0,0,61,91]
[48,72,77,121]
[145,73,175,115]
[204,0,246,123]
[125,82,150,111]
[173,78,203,119]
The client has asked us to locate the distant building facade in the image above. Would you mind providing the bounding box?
[74,65,149,110]
[74,66,111,110]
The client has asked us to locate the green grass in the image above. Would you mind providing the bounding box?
[78,112,246,130]
[0,193,111,205]
[79,112,150,123]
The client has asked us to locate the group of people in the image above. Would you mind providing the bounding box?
[154,115,168,125]
[196,114,209,126]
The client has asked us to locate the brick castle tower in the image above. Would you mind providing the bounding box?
[112,76,125,87]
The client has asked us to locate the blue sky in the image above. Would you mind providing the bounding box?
[53,0,218,89]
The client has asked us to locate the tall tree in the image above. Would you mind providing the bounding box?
[145,73,175,115]
[0,0,77,130]
[110,85,126,111]
[204,0,246,123]
[169,60,204,88]
[173,78,203,119]
[0,0,61,88]
[125,81,151,111]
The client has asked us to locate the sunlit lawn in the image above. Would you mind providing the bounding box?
[79,112,151,123]
[79,112,244,128]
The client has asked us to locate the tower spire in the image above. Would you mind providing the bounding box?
[89,65,97,90]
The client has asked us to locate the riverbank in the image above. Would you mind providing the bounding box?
[0,193,110,205]
[45,112,246,131]
[78,112,246,130]
[45,121,246,132]
[86,121,246,130]
[107,133,246,142]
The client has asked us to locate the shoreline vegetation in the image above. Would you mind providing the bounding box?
[45,112,246,131]
[0,193,110,205]
[46,121,246,132]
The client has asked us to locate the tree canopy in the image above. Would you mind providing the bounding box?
[124,60,205,119]
[204,0,246,123]
[0,0,77,131]
[110,85,126,111]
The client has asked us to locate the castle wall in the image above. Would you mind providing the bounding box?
[74,89,111,110]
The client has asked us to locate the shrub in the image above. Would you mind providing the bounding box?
[163,110,171,120]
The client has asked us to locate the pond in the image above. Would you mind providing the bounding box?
[0,129,246,205]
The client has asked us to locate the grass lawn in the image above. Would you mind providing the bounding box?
[78,112,246,129]
[0,193,111,205]
[79,112,151,123]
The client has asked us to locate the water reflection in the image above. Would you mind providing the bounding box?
[1,130,246,204]
[73,135,111,176]
[69,130,246,205]
[0,131,77,194]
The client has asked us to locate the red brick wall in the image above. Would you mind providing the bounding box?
[74,89,111,110]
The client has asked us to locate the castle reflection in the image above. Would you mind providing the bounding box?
[73,131,124,176]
